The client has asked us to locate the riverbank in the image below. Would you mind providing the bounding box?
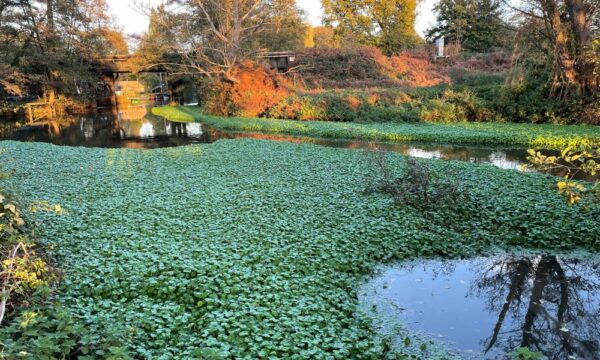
[1,139,598,358]
[152,106,600,149]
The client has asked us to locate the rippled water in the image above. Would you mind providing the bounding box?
[359,255,600,359]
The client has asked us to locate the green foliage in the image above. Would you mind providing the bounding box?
[257,0,308,51]
[322,0,423,54]
[528,145,600,205]
[421,89,502,123]
[151,106,203,123]
[239,86,498,124]
[510,347,544,360]
[499,73,600,124]
[426,0,510,52]
[0,139,598,358]
[154,106,600,149]
[0,191,56,329]
[0,303,130,360]
[0,0,127,98]
[0,169,129,358]
[499,17,599,124]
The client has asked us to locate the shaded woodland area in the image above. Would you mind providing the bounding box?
[0,0,128,107]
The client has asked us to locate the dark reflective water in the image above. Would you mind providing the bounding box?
[360,256,600,359]
[0,109,211,149]
[0,110,590,179]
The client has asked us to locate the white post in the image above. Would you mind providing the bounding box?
[436,37,445,58]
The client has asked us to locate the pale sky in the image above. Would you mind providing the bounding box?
[106,0,436,37]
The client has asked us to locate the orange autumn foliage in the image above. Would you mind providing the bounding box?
[229,61,292,118]
[345,95,362,110]
[203,60,295,118]
[388,52,449,87]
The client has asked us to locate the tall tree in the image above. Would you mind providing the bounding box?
[0,0,128,97]
[510,0,598,96]
[426,0,509,52]
[162,0,273,82]
[258,0,308,51]
[322,0,423,55]
[153,0,308,81]
[312,26,339,48]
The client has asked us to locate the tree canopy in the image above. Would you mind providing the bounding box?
[322,0,423,55]
[0,0,127,98]
[426,0,509,52]
[143,0,308,82]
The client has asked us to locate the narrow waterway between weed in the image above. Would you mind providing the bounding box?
[0,108,594,180]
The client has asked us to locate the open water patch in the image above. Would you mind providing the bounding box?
[359,255,600,359]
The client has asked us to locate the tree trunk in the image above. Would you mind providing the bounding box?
[46,0,54,33]
[540,0,580,96]
[485,259,530,353]
[565,0,596,93]
[521,256,553,349]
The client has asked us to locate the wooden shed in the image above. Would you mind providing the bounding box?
[264,52,297,72]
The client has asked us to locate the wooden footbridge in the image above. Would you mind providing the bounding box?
[24,52,297,122]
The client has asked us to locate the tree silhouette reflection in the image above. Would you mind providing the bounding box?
[470,256,600,359]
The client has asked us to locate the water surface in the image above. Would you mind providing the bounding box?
[359,256,600,359]
[0,109,587,178]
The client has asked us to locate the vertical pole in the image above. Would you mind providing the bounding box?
[159,72,163,105]
[27,104,33,123]
[112,73,120,116]
[166,72,173,104]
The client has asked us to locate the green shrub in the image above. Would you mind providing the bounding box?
[266,89,425,123]
[421,89,502,123]
[321,93,358,122]
[449,69,505,87]
[0,303,130,359]
[266,95,326,121]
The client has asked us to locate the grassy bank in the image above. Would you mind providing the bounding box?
[1,139,598,358]
[152,106,600,149]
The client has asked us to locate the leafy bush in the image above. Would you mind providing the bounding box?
[0,304,130,359]
[0,171,130,358]
[365,152,470,209]
[528,144,599,205]
[497,52,600,125]
[200,60,292,118]
[421,89,502,123]
[265,89,424,122]
[0,192,54,327]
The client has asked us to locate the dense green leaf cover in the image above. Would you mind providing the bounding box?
[0,139,599,358]
[151,106,600,149]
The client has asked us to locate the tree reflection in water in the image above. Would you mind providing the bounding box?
[472,256,600,359]
[360,255,600,359]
